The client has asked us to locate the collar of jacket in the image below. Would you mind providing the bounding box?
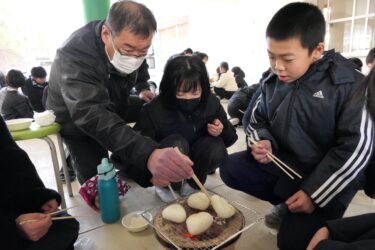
[314,49,357,85]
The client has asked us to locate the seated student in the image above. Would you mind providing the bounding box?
[227,83,260,126]
[192,51,209,64]
[307,68,375,250]
[231,66,247,88]
[219,3,372,250]
[0,115,79,250]
[136,55,237,201]
[211,62,238,99]
[2,69,33,120]
[22,66,48,113]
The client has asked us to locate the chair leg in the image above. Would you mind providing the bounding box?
[42,137,67,209]
[56,134,73,197]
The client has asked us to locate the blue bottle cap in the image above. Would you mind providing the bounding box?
[97,158,116,181]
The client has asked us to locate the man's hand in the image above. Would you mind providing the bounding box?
[16,213,52,241]
[307,227,330,250]
[41,199,59,214]
[207,119,223,137]
[139,90,155,103]
[286,190,316,214]
[147,148,193,186]
[251,140,272,164]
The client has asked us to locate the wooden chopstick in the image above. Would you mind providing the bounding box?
[248,137,302,179]
[173,147,211,199]
[266,152,302,179]
[266,153,294,179]
[19,215,91,225]
[168,184,178,200]
[49,205,77,216]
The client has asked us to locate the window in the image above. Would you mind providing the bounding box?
[318,0,375,57]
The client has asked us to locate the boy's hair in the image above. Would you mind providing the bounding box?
[159,55,210,108]
[266,2,325,54]
[31,66,47,78]
[220,62,229,72]
[366,47,375,65]
[6,69,25,88]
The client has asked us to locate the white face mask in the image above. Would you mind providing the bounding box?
[107,35,145,74]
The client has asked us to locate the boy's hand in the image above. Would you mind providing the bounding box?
[207,119,223,137]
[251,140,272,164]
[286,190,316,214]
[307,227,330,250]
[41,199,59,214]
[16,213,52,241]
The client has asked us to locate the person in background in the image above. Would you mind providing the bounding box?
[366,47,375,69]
[22,66,48,113]
[0,114,79,250]
[227,83,260,126]
[219,3,372,250]
[47,0,193,186]
[231,66,247,88]
[211,61,238,99]
[181,48,193,56]
[1,69,33,120]
[348,57,363,72]
[307,68,375,250]
[0,71,5,88]
[193,51,209,64]
[136,55,237,201]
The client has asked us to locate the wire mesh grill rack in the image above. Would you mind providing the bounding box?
[142,190,263,250]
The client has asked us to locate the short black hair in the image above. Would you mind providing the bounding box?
[106,0,157,38]
[231,66,245,78]
[31,66,47,78]
[366,48,375,65]
[159,55,210,108]
[220,62,229,72]
[6,69,25,88]
[348,57,363,71]
[266,2,325,54]
[183,48,193,55]
[193,51,208,61]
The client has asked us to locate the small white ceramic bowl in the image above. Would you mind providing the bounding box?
[6,118,33,131]
[122,211,152,233]
[34,110,56,126]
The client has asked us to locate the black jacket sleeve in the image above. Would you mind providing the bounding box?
[0,116,61,248]
[326,213,375,242]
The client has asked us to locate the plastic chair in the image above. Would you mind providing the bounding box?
[10,122,73,208]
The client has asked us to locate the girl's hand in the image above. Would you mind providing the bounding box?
[207,119,223,136]
[41,199,59,214]
[16,213,52,241]
[307,227,330,250]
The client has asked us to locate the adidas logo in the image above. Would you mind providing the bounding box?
[313,90,324,99]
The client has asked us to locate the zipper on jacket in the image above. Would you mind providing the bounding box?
[283,80,300,139]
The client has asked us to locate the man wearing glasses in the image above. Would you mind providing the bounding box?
[47,1,193,187]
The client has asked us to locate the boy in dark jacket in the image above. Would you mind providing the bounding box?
[307,65,375,250]
[0,115,79,250]
[219,2,373,250]
[2,69,34,120]
[136,55,237,201]
[22,66,48,112]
